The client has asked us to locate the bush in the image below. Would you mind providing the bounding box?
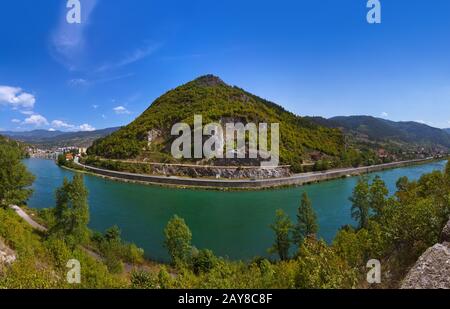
[191,249,217,274]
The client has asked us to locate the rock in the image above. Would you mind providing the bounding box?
[401,244,450,289]
[402,220,450,289]
[0,238,16,268]
[440,220,450,243]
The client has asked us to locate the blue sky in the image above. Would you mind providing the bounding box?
[1,0,450,132]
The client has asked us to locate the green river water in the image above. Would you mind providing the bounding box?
[23,159,447,262]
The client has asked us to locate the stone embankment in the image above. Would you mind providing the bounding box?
[75,158,436,189]
[401,220,450,289]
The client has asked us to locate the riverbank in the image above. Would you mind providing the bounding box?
[71,157,442,190]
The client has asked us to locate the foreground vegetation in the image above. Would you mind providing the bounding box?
[1,134,450,288]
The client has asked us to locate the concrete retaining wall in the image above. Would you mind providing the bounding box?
[76,158,437,190]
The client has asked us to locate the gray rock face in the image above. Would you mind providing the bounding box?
[0,238,16,269]
[402,220,450,289]
[440,220,450,243]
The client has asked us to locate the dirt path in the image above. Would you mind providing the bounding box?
[9,205,102,261]
[10,205,47,232]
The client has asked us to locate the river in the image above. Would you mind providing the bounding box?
[23,158,447,262]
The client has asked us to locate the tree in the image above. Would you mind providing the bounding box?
[350,178,370,229]
[396,176,409,192]
[445,161,450,185]
[369,176,389,217]
[294,192,318,246]
[52,174,90,245]
[268,209,293,261]
[295,238,357,289]
[104,225,121,242]
[0,143,35,207]
[164,215,192,266]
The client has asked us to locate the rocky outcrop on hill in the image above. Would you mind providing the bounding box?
[401,220,450,289]
[0,238,16,270]
[440,220,450,243]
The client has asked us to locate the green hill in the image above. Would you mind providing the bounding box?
[88,75,345,171]
[310,116,450,149]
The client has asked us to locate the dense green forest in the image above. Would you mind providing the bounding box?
[1,135,449,288]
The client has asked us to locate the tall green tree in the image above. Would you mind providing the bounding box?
[294,192,318,246]
[445,161,450,185]
[269,209,293,261]
[164,215,192,266]
[369,176,389,217]
[350,178,370,229]
[52,174,90,245]
[0,142,35,207]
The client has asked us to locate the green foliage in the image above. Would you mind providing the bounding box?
[93,225,144,273]
[51,174,90,246]
[164,215,193,266]
[369,176,389,217]
[295,238,357,289]
[0,207,125,289]
[131,270,159,289]
[350,178,370,229]
[0,138,35,207]
[293,192,318,246]
[191,249,217,275]
[268,209,293,261]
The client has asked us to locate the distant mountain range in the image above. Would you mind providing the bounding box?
[0,127,121,148]
[308,116,450,149]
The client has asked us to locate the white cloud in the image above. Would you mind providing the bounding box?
[92,104,99,109]
[79,123,96,131]
[20,110,35,115]
[48,128,56,132]
[11,119,21,124]
[113,106,130,115]
[52,120,76,130]
[381,112,388,118]
[52,119,96,132]
[0,86,36,109]
[68,78,88,87]
[23,114,49,126]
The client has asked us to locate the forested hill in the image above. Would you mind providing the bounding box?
[88,75,346,171]
[0,135,28,158]
[309,116,450,149]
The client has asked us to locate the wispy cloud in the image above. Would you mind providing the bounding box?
[50,0,98,70]
[68,73,135,88]
[381,112,388,118]
[96,43,161,73]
